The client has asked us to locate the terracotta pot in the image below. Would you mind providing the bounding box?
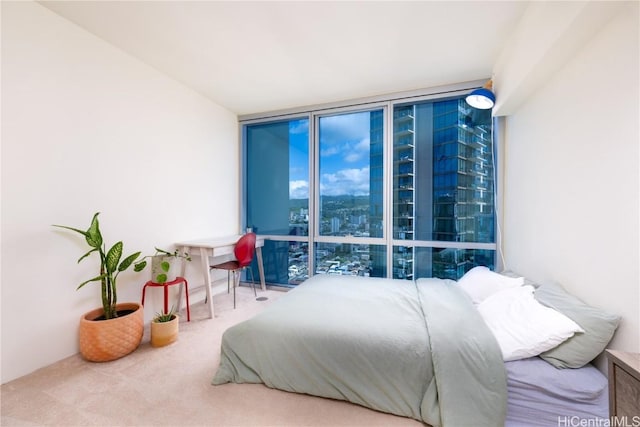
[150,314,179,347]
[78,302,144,362]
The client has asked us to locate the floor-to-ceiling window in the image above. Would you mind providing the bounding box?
[392,98,495,280]
[242,83,496,286]
[245,118,310,286]
[315,109,387,278]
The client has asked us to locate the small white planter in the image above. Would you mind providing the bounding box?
[150,255,180,283]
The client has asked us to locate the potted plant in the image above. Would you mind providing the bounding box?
[150,307,179,347]
[135,248,191,284]
[53,212,147,362]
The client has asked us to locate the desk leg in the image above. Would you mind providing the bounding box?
[256,246,266,291]
[200,247,215,318]
[176,245,189,314]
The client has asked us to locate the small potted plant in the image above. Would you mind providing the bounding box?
[150,307,179,347]
[135,248,191,284]
[53,212,148,362]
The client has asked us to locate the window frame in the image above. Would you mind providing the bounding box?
[240,80,498,284]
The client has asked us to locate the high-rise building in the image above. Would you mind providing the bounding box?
[330,217,341,234]
[391,98,494,280]
[393,105,416,279]
[431,99,494,278]
[369,110,385,277]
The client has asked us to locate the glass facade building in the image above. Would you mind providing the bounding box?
[392,99,495,280]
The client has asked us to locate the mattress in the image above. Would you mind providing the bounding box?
[505,356,609,426]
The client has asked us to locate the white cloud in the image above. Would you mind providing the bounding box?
[320,167,370,196]
[320,146,340,157]
[319,113,370,159]
[289,180,309,199]
[343,138,370,163]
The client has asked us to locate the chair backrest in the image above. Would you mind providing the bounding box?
[234,232,256,267]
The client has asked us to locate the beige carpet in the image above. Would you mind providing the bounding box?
[1,286,423,426]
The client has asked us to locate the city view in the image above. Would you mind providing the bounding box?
[286,196,374,284]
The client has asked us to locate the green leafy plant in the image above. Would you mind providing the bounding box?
[134,248,191,284]
[53,212,146,320]
[153,306,176,323]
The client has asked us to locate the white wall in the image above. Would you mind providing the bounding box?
[501,4,639,358]
[1,2,239,383]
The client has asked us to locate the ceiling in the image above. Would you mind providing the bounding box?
[40,1,529,116]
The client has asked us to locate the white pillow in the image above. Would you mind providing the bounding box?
[477,285,585,361]
[458,266,524,304]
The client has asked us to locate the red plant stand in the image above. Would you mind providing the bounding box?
[141,276,191,322]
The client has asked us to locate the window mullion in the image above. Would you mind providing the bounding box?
[384,102,395,278]
[308,113,317,278]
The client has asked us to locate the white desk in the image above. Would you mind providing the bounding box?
[176,235,266,318]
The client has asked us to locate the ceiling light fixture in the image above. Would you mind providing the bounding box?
[466,80,495,110]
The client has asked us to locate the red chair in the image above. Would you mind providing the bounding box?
[210,232,257,308]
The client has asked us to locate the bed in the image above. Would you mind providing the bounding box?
[212,270,619,426]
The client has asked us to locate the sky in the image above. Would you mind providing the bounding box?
[289,111,372,199]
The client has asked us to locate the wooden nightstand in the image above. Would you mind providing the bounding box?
[607,350,640,417]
